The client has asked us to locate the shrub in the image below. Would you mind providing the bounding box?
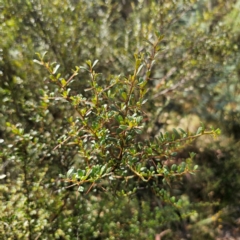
[1,0,239,239]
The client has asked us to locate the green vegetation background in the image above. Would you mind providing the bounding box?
[1,0,240,239]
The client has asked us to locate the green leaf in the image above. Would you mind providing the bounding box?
[194,165,199,170]
[0,174,6,179]
[86,60,92,67]
[78,186,84,192]
[67,168,75,178]
[215,128,221,135]
[60,79,67,87]
[134,128,142,134]
[136,116,142,123]
[173,128,180,138]
[56,73,61,79]
[165,131,170,140]
[138,79,147,88]
[119,125,129,130]
[141,99,148,105]
[41,51,48,60]
[121,92,127,100]
[171,152,177,157]
[179,128,187,137]
[92,59,99,68]
[79,66,89,71]
[189,152,196,159]
[136,64,144,75]
[196,127,203,135]
[115,115,123,123]
[33,59,43,65]
[53,64,60,74]
[200,122,205,130]
[77,169,85,178]
[100,165,106,175]
[171,164,177,171]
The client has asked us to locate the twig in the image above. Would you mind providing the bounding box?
[155,229,171,240]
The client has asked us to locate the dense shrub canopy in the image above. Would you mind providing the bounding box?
[1,0,240,239]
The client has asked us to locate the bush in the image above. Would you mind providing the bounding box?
[1,0,240,239]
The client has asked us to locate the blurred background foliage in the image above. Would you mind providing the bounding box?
[1,0,240,239]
